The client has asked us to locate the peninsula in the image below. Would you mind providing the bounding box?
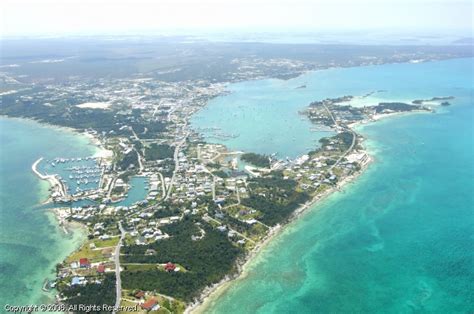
[27,92,435,313]
[0,38,467,314]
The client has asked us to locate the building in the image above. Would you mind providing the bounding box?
[79,258,91,268]
[141,298,159,311]
[164,262,176,272]
[71,276,86,286]
[135,290,145,299]
[97,264,105,273]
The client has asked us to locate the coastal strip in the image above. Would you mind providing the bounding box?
[187,98,435,313]
[187,146,373,314]
[32,93,439,312]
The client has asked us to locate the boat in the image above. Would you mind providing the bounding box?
[42,279,53,292]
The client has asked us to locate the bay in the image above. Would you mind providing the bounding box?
[198,58,474,313]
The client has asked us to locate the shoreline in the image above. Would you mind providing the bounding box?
[23,98,433,313]
[0,117,94,308]
[19,116,109,298]
[1,115,113,159]
[5,65,443,311]
[187,149,373,314]
[32,157,68,201]
[187,105,441,313]
[187,108,431,313]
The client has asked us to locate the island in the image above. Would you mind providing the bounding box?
[15,92,432,314]
[0,40,460,313]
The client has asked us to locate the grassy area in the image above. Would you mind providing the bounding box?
[122,263,187,273]
[93,237,120,248]
[66,240,111,263]
[119,299,142,314]
[123,264,160,272]
[120,290,185,314]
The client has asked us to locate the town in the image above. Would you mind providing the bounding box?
[0,41,454,313]
[32,88,432,313]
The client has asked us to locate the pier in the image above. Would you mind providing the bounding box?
[32,157,68,198]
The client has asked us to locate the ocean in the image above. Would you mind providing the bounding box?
[0,57,472,313]
[194,58,474,313]
[0,118,96,309]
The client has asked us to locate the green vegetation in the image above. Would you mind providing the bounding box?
[61,274,116,313]
[130,121,167,139]
[117,151,139,170]
[93,237,120,248]
[374,102,418,113]
[242,173,310,226]
[0,94,167,138]
[241,153,270,168]
[121,218,243,301]
[206,162,221,169]
[145,143,174,161]
[212,170,229,178]
[66,240,107,263]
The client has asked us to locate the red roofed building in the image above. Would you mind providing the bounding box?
[79,258,90,268]
[164,262,176,272]
[97,264,105,273]
[141,298,158,311]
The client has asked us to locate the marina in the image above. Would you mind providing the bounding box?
[38,156,106,197]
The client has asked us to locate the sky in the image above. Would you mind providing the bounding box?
[0,0,472,37]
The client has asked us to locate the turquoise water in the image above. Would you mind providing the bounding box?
[200,59,474,313]
[191,58,473,158]
[115,176,149,207]
[0,118,96,309]
[0,58,472,312]
[39,157,101,194]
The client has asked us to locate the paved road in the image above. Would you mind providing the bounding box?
[164,131,189,200]
[113,222,126,314]
[330,129,356,170]
[322,103,357,170]
[158,172,166,199]
[136,149,144,172]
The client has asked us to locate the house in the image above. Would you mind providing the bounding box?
[79,258,91,268]
[71,276,86,286]
[145,249,157,256]
[245,219,257,225]
[135,237,147,245]
[97,264,105,273]
[135,290,145,299]
[164,262,176,272]
[141,298,159,311]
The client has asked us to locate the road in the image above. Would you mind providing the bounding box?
[113,222,126,314]
[158,172,166,199]
[164,130,189,200]
[322,103,339,128]
[330,129,356,170]
[106,176,118,199]
[322,103,357,170]
[136,149,144,173]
